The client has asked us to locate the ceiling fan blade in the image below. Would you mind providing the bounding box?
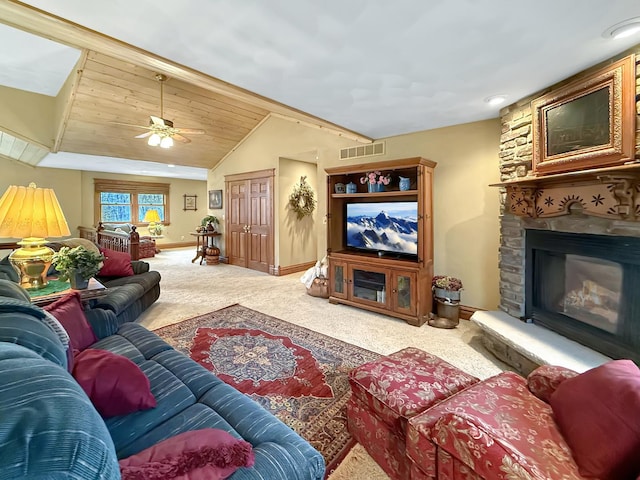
[172,134,191,144]
[150,115,168,126]
[134,131,153,139]
[175,128,206,135]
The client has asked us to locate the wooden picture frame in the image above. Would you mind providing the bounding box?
[209,189,223,209]
[183,194,197,211]
[531,54,636,176]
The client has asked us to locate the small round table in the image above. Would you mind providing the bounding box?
[190,231,221,265]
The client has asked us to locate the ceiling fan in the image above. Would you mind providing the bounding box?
[115,74,205,148]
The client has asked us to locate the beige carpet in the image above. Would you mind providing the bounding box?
[137,247,508,479]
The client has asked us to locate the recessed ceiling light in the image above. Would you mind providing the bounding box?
[484,95,507,107]
[168,164,175,168]
[603,17,640,39]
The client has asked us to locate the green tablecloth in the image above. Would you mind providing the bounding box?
[27,279,70,298]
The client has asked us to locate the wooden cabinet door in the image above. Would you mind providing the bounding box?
[246,176,272,273]
[329,259,348,299]
[391,270,418,316]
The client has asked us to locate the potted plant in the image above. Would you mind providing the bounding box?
[201,215,220,232]
[429,275,463,329]
[432,275,463,302]
[52,246,105,289]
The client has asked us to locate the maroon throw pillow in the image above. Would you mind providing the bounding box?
[44,291,97,352]
[550,359,640,480]
[73,348,156,418]
[119,429,254,480]
[99,247,134,277]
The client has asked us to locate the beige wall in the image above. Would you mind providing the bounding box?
[0,155,206,248]
[379,120,502,310]
[0,156,82,240]
[0,86,53,147]
[79,171,207,245]
[208,115,359,265]
[211,115,502,310]
[278,157,318,267]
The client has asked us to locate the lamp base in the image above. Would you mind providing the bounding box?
[9,237,54,290]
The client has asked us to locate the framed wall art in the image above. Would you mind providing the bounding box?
[531,54,636,176]
[183,194,197,211]
[209,189,223,209]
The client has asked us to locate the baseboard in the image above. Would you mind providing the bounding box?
[271,261,316,277]
[157,241,196,249]
[459,305,481,321]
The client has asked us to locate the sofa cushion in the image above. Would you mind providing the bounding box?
[0,343,120,479]
[0,276,28,300]
[119,429,254,480]
[62,237,101,255]
[92,283,144,317]
[408,372,582,480]
[44,291,97,352]
[73,348,157,418]
[0,255,19,283]
[0,295,68,368]
[550,359,640,480]
[99,247,134,277]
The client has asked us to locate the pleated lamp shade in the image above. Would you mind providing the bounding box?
[0,183,70,238]
[0,183,70,290]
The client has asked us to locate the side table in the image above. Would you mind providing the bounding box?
[30,277,108,307]
[190,231,221,265]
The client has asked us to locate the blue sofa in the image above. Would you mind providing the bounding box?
[0,279,325,479]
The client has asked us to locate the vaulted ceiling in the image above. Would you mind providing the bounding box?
[1,1,639,180]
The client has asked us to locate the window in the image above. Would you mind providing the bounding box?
[94,179,170,225]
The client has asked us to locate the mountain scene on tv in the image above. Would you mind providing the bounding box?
[346,202,418,255]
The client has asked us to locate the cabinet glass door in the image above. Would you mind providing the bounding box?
[351,266,387,306]
[392,271,417,316]
[331,261,347,299]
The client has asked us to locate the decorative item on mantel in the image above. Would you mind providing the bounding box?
[346,182,357,194]
[360,170,391,192]
[334,182,346,194]
[289,176,317,220]
[429,275,463,329]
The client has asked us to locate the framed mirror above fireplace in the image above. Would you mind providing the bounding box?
[525,229,640,363]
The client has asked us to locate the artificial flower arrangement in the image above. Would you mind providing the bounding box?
[360,170,391,186]
[432,275,463,291]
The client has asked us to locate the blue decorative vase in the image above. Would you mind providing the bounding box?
[399,176,410,191]
[346,182,357,194]
[367,183,384,193]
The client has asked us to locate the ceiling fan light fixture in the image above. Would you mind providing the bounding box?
[148,133,161,146]
[160,136,174,149]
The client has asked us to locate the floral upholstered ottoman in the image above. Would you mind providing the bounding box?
[346,347,479,480]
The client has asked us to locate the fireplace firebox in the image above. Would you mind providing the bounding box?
[525,229,640,363]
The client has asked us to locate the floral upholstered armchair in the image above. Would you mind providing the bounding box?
[406,360,640,480]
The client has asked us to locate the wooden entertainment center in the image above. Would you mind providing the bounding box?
[325,157,436,326]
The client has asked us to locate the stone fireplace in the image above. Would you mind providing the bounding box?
[489,47,640,368]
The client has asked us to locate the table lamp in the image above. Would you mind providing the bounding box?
[0,183,71,289]
[143,209,162,236]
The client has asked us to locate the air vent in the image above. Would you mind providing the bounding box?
[339,141,385,160]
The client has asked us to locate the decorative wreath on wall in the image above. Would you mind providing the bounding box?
[289,176,316,220]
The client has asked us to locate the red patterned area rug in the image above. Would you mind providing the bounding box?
[153,304,380,475]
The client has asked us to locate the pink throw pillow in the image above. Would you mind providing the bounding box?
[550,359,640,480]
[119,429,254,480]
[73,348,156,418]
[44,291,97,352]
[99,248,134,277]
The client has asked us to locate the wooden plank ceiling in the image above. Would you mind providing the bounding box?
[59,51,270,169]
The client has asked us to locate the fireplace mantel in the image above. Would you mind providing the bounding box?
[491,162,640,220]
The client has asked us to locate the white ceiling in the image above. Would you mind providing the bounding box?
[3,0,640,180]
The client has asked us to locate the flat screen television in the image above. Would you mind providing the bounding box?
[345,201,418,258]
